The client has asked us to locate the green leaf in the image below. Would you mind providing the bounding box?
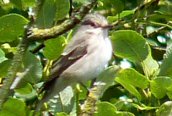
[0,98,26,116]
[15,51,42,88]
[14,83,37,100]
[159,2,172,15]
[108,10,134,23]
[115,68,149,100]
[73,0,89,5]
[159,42,172,77]
[98,0,124,14]
[115,78,141,100]
[0,14,29,42]
[156,101,172,116]
[11,0,35,9]
[96,65,120,93]
[116,68,149,89]
[0,60,11,78]
[15,83,32,94]
[22,51,42,83]
[43,36,65,60]
[0,49,7,63]
[95,102,117,116]
[132,103,157,111]
[111,30,158,77]
[96,102,134,116]
[166,89,172,100]
[10,0,22,9]
[48,86,75,114]
[35,0,56,28]
[115,111,135,116]
[150,76,172,99]
[55,0,70,21]
[22,0,35,8]
[56,112,68,116]
[142,54,159,77]
[111,30,149,63]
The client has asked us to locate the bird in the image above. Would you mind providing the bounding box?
[36,13,113,110]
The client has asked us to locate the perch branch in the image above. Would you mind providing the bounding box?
[28,0,97,41]
[79,66,120,116]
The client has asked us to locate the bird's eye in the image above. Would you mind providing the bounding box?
[82,20,99,28]
[89,22,99,27]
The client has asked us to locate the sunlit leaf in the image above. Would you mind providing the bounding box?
[156,101,172,116]
[111,30,149,63]
[11,0,35,9]
[115,68,148,100]
[116,68,149,89]
[150,76,172,99]
[142,54,159,77]
[115,111,135,116]
[108,10,134,23]
[14,83,37,100]
[111,30,158,77]
[0,49,7,63]
[56,112,68,116]
[95,102,117,116]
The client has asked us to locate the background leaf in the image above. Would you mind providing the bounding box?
[48,86,75,114]
[0,49,7,63]
[111,30,149,63]
[14,83,37,100]
[111,30,159,76]
[159,42,172,77]
[0,14,29,42]
[115,68,149,100]
[95,102,117,116]
[55,0,70,21]
[43,36,65,60]
[13,51,42,88]
[35,0,56,28]
[0,60,11,78]
[156,101,172,116]
[150,76,172,99]
[0,98,26,116]
[22,51,42,83]
[116,68,149,89]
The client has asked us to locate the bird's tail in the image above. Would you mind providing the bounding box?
[35,77,71,111]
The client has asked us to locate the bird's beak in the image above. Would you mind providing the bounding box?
[102,24,113,29]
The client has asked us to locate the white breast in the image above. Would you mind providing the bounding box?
[61,28,113,83]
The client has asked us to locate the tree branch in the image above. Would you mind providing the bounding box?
[28,0,97,41]
[0,29,30,109]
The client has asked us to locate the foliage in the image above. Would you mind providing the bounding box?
[0,0,172,116]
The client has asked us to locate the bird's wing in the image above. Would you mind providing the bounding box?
[42,38,89,91]
[50,43,88,78]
